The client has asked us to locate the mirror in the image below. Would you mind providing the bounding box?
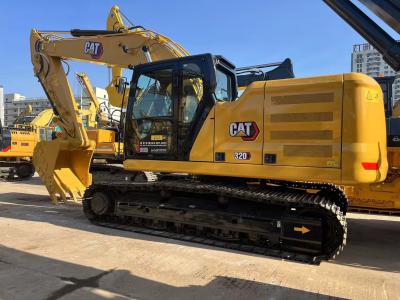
[117,77,127,94]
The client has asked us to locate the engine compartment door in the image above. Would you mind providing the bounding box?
[263,75,343,168]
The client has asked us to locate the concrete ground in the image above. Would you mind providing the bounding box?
[0,177,399,300]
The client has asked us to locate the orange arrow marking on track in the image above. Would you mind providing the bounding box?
[294,226,310,234]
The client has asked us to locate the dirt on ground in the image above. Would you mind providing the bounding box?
[0,176,399,300]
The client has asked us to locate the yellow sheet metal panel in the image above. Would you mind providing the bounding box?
[87,128,115,143]
[87,129,120,156]
[214,81,264,164]
[0,130,38,158]
[341,73,388,184]
[125,73,387,186]
[189,107,215,162]
[264,74,343,170]
[124,159,342,183]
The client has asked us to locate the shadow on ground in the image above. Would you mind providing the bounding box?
[0,193,399,273]
[0,245,345,300]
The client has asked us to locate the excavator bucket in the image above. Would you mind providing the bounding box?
[33,140,94,204]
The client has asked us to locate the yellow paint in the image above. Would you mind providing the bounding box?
[214,81,264,165]
[87,129,122,158]
[264,74,343,169]
[151,135,165,141]
[124,159,343,182]
[127,73,387,186]
[190,108,215,162]
[0,129,38,158]
[294,226,310,234]
[345,147,400,210]
[30,5,192,200]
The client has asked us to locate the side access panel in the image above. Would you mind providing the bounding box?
[263,75,343,169]
[214,81,264,164]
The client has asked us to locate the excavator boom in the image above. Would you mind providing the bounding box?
[105,5,190,106]
[30,7,189,202]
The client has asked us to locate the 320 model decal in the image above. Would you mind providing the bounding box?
[234,152,251,160]
[229,122,260,141]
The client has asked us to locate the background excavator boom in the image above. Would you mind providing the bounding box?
[324,0,400,71]
[13,105,33,125]
[76,72,108,128]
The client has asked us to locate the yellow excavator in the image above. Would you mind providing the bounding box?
[30,3,389,263]
[0,104,56,179]
[13,105,33,126]
[0,130,37,179]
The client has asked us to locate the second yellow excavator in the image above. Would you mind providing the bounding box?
[0,106,55,179]
[75,72,123,162]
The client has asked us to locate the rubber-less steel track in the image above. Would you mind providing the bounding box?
[83,168,347,264]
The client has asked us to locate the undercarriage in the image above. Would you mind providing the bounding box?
[83,166,347,264]
[0,160,35,180]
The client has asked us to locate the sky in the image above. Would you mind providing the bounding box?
[0,0,398,97]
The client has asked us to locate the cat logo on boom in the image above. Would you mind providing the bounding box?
[229,122,260,141]
[84,41,103,59]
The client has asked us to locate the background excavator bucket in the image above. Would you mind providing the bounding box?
[33,140,94,204]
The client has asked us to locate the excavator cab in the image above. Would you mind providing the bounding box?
[125,53,237,161]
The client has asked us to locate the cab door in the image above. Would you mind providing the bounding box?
[125,66,179,160]
[177,61,208,160]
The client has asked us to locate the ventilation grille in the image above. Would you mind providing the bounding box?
[271,93,334,105]
[271,112,333,123]
[271,130,333,140]
[266,89,340,167]
[283,145,332,157]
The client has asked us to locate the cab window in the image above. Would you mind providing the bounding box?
[133,69,173,119]
[214,68,232,101]
[181,63,203,124]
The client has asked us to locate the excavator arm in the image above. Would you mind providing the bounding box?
[13,105,33,125]
[105,6,190,107]
[30,8,189,202]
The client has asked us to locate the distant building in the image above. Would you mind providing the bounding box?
[0,85,4,126]
[3,93,52,126]
[352,42,400,105]
[79,86,109,111]
[2,87,113,126]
